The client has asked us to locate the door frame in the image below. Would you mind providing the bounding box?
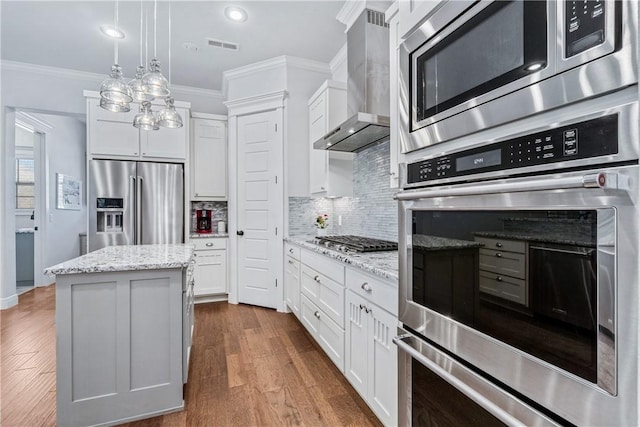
[225,91,287,312]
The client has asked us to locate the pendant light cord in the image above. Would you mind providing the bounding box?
[154,0,157,58]
[114,0,119,64]
[139,1,143,66]
[168,2,171,85]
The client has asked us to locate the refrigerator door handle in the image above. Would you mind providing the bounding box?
[136,176,143,244]
[130,175,137,245]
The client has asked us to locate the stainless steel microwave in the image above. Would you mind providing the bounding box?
[399,0,638,154]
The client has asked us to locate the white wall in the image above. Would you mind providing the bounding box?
[41,113,87,269]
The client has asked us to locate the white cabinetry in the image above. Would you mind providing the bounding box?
[192,238,227,296]
[85,93,189,161]
[345,269,398,426]
[308,80,353,198]
[299,248,346,372]
[191,114,227,200]
[284,243,301,318]
[398,0,442,39]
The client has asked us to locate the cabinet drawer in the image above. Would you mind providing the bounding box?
[284,242,301,260]
[301,265,344,327]
[194,251,224,266]
[346,268,398,317]
[301,249,344,284]
[192,238,227,251]
[479,249,526,279]
[475,236,526,254]
[301,294,345,373]
[479,271,527,305]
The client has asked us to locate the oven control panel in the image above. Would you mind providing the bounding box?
[407,114,618,185]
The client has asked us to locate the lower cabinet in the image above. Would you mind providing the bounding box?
[301,294,345,372]
[346,290,398,426]
[192,238,227,296]
[284,255,301,318]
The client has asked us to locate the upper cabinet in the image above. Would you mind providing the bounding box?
[308,80,354,198]
[387,2,401,188]
[191,113,227,200]
[397,0,441,39]
[85,93,189,161]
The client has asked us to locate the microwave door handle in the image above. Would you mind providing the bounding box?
[396,172,629,200]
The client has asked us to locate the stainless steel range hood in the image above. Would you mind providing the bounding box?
[314,9,390,152]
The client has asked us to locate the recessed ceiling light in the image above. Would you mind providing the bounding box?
[225,6,247,22]
[100,25,125,40]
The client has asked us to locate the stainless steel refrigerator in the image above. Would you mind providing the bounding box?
[89,160,184,252]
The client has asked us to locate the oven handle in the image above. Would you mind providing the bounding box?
[393,333,558,427]
[396,171,629,200]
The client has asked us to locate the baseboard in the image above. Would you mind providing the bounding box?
[0,294,18,310]
[194,294,228,304]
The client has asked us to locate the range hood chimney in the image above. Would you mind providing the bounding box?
[314,9,390,152]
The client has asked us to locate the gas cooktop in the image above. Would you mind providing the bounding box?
[313,235,398,253]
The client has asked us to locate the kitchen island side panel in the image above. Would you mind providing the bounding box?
[56,269,184,427]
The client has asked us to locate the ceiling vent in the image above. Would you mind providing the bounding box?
[206,38,239,51]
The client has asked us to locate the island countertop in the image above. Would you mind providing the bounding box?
[45,244,194,275]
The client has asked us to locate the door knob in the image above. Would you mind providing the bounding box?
[237,230,244,236]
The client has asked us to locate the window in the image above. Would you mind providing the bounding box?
[16,157,35,209]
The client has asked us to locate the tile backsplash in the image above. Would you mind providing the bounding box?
[190,201,228,234]
[289,140,398,242]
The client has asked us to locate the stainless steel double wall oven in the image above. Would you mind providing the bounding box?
[395,1,639,425]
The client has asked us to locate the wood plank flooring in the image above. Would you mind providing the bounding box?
[1,285,382,427]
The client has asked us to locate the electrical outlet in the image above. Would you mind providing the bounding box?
[338,215,342,226]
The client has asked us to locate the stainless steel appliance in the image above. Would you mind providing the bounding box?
[313,9,390,153]
[89,160,184,252]
[399,0,638,152]
[313,235,397,253]
[395,97,640,425]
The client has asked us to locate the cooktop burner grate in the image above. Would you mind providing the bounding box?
[314,235,398,252]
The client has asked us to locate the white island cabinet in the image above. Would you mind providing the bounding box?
[45,244,194,427]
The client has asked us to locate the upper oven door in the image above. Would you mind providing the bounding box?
[396,165,640,426]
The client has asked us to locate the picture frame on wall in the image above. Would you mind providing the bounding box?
[56,173,81,210]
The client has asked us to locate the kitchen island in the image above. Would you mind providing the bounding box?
[45,244,195,427]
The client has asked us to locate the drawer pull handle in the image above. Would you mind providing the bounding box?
[361,282,372,292]
[288,260,294,264]
[314,311,321,319]
[496,242,503,248]
[205,243,214,247]
[495,253,502,258]
[314,275,321,283]
[496,276,503,282]
[289,248,294,253]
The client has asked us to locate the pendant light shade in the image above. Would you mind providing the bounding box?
[157,97,183,128]
[133,101,159,131]
[141,59,170,98]
[100,64,133,107]
[129,65,154,102]
[100,96,131,113]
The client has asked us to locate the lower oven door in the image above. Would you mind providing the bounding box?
[397,165,640,426]
[393,331,559,426]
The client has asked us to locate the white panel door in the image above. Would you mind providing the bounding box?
[237,110,282,309]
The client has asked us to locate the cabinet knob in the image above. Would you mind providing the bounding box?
[314,311,321,319]
[361,282,372,292]
[289,248,294,253]
[205,242,214,247]
[320,186,326,190]
[495,253,502,258]
[314,275,321,283]
[496,276,503,282]
[496,242,503,248]
[288,260,294,264]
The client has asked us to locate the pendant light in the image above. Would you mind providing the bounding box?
[157,2,183,128]
[129,2,154,103]
[99,0,132,110]
[133,101,160,131]
[142,0,170,98]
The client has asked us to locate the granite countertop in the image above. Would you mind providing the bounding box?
[286,238,398,282]
[413,235,483,251]
[474,231,595,247]
[45,244,194,275]
[189,233,229,239]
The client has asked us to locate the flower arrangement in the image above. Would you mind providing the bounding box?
[315,213,329,229]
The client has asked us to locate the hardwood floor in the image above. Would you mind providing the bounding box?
[1,285,382,427]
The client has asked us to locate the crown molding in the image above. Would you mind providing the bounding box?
[1,60,223,101]
[222,55,330,98]
[224,90,288,117]
[329,43,347,77]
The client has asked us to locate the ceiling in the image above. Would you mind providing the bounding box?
[1,1,349,92]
